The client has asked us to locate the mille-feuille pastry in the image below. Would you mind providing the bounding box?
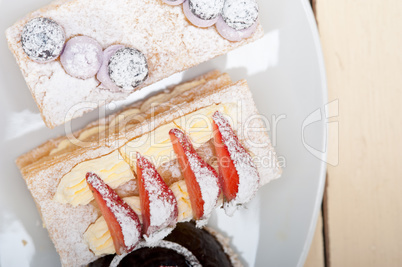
[16,71,281,266]
[6,0,263,128]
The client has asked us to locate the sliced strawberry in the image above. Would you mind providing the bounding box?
[136,153,178,238]
[86,172,141,255]
[212,111,260,215]
[169,128,220,223]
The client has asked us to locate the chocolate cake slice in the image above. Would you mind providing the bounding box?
[90,222,240,267]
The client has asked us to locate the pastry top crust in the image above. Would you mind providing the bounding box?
[16,70,223,173]
[6,0,264,128]
[16,71,281,266]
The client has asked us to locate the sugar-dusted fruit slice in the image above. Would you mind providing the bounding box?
[212,111,260,216]
[136,153,178,243]
[86,172,141,255]
[169,128,220,226]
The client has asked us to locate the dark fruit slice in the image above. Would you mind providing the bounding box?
[169,128,220,223]
[221,0,259,31]
[86,172,141,255]
[182,0,224,28]
[108,47,148,90]
[188,0,224,21]
[136,153,178,238]
[96,45,124,92]
[212,111,260,215]
[21,17,65,62]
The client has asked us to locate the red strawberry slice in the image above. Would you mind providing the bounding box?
[86,172,141,255]
[212,111,260,215]
[169,128,220,223]
[136,153,178,238]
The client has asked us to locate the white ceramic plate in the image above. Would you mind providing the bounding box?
[0,0,327,266]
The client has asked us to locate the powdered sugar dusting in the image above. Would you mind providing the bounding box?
[143,168,176,228]
[110,240,201,267]
[169,162,182,179]
[222,0,259,31]
[189,0,224,20]
[143,227,174,246]
[186,151,220,220]
[20,145,116,266]
[115,179,138,197]
[96,45,124,92]
[183,0,220,28]
[137,154,178,239]
[60,36,103,79]
[86,173,141,252]
[173,129,220,222]
[108,47,148,91]
[213,111,260,216]
[6,0,263,127]
[21,17,65,62]
[17,78,281,265]
[83,180,192,255]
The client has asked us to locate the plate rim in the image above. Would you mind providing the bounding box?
[296,0,328,266]
[0,0,329,265]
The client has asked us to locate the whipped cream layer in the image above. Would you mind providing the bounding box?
[53,150,134,206]
[119,103,238,171]
[53,103,237,207]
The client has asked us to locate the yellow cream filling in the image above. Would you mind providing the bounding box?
[119,103,238,171]
[84,180,192,256]
[53,150,135,206]
[53,103,237,207]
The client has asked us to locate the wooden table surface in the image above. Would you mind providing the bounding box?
[305,0,402,266]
